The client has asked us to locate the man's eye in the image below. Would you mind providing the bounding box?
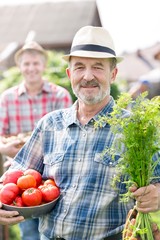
[75,66,83,70]
[94,66,102,70]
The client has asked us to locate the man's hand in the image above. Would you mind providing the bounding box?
[130,184,159,213]
[0,140,23,158]
[123,208,160,240]
[0,202,24,225]
[152,223,160,240]
[123,208,141,240]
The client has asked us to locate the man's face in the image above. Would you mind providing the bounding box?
[66,56,117,105]
[18,52,46,84]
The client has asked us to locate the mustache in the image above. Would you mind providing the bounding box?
[80,80,99,87]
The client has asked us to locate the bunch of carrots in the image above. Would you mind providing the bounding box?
[95,92,160,240]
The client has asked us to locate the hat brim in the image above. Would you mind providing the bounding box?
[63,51,123,63]
[14,48,48,65]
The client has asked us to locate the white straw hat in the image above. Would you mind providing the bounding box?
[63,26,123,63]
[14,41,48,64]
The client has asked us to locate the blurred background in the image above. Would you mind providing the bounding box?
[0,0,160,93]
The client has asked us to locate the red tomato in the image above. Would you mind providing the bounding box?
[37,184,44,190]
[24,169,42,187]
[0,183,20,204]
[11,196,24,207]
[17,174,36,190]
[3,169,24,185]
[39,185,60,202]
[44,179,57,187]
[22,188,42,206]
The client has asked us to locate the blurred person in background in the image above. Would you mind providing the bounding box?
[0,41,72,240]
[128,49,160,99]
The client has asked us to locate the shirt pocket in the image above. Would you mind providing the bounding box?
[42,152,65,181]
[43,152,64,165]
[94,152,120,167]
[94,153,128,195]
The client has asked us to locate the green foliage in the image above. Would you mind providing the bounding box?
[44,51,77,102]
[0,67,22,93]
[0,50,120,102]
[9,224,21,240]
[110,82,121,100]
[95,92,160,240]
[95,92,160,188]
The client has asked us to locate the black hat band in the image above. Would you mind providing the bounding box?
[71,44,116,56]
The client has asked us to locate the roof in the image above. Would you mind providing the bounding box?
[0,0,101,68]
[0,0,101,49]
[118,42,160,82]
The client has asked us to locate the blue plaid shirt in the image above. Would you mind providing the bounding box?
[10,97,160,240]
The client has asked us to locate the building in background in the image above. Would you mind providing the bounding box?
[118,42,160,87]
[0,0,101,69]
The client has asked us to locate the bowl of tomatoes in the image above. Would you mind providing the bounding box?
[0,169,60,219]
[2,196,60,219]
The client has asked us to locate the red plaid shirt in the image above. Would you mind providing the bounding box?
[0,81,72,135]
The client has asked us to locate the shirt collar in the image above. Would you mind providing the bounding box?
[93,97,115,127]
[17,80,52,96]
[63,101,78,127]
[93,97,115,120]
[64,97,115,128]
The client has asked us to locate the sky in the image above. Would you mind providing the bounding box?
[97,0,160,54]
[0,0,160,54]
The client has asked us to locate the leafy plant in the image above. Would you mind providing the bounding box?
[95,92,160,240]
[9,224,21,240]
[110,82,121,100]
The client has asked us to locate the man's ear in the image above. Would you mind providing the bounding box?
[110,67,118,84]
[66,68,71,79]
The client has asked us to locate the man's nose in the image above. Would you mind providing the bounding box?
[28,64,35,70]
[83,69,94,81]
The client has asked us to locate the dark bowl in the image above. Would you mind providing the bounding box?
[2,196,59,219]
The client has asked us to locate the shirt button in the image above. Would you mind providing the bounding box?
[78,158,81,161]
[83,133,86,137]
[64,209,67,213]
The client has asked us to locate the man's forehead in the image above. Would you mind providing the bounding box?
[70,56,109,64]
